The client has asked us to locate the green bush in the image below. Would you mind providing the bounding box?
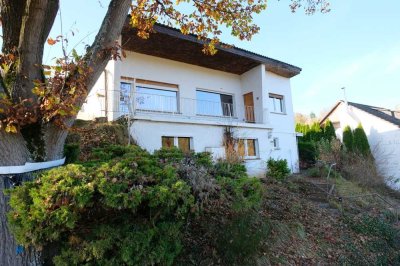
[342,125,354,152]
[298,141,317,168]
[7,145,264,265]
[214,161,247,179]
[153,147,184,163]
[266,158,291,181]
[323,119,336,141]
[63,143,80,164]
[214,211,269,265]
[353,123,371,157]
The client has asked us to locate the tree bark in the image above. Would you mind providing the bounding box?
[0,0,132,265]
[1,174,40,266]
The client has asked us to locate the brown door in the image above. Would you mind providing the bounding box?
[243,92,255,122]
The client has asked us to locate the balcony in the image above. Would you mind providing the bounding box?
[120,92,262,124]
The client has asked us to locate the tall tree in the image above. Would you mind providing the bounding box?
[323,119,336,141]
[0,0,329,264]
[353,123,371,157]
[342,125,354,152]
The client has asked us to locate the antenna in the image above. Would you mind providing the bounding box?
[341,87,348,105]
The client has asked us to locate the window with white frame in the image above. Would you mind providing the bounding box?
[272,137,280,150]
[269,93,285,113]
[237,138,258,159]
[161,136,192,153]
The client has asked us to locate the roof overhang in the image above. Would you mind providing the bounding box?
[121,23,301,77]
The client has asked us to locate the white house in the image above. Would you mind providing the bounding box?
[78,24,302,177]
[321,101,400,186]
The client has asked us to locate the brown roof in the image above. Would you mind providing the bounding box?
[121,24,301,77]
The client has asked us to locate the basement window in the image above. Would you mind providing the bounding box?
[162,136,192,153]
[238,139,258,159]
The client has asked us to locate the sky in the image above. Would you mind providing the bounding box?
[41,0,400,116]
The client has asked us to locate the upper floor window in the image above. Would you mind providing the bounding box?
[196,90,234,117]
[269,93,285,113]
[120,82,132,115]
[136,86,178,113]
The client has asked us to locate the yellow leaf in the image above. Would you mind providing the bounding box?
[5,124,17,133]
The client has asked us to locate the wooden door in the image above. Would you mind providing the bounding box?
[243,92,255,122]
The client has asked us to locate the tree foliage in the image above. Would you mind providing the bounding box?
[7,145,263,265]
[323,119,336,141]
[342,125,354,152]
[353,123,371,157]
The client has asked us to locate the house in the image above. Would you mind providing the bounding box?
[320,101,400,186]
[78,24,302,177]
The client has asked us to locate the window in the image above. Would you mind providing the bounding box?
[269,93,285,113]
[272,137,280,150]
[136,86,178,113]
[161,136,192,153]
[120,82,132,115]
[178,137,191,153]
[162,136,175,149]
[196,90,234,117]
[237,139,258,158]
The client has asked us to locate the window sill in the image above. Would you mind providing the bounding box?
[244,157,260,161]
[270,112,287,115]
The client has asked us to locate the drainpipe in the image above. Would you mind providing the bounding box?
[104,70,108,121]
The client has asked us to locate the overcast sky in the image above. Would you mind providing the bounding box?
[44,0,400,116]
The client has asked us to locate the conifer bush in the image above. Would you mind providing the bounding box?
[266,158,291,181]
[323,120,336,141]
[353,123,371,157]
[342,125,354,152]
[7,145,263,265]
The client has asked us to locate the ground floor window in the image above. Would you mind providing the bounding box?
[237,138,258,158]
[161,136,192,153]
[272,137,280,150]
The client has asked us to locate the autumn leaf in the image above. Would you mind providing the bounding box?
[47,37,57,45]
[5,124,17,133]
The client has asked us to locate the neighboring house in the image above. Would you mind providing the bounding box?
[78,24,302,177]
[321,101,400,186]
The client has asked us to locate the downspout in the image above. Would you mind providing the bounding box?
[104,70,108,121]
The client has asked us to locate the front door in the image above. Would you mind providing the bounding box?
[243,92,255,122]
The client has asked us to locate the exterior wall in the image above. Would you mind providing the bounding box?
[326,103,400,188]
[131,120,273,177]
[265,71,299,173]
[77,51,300,175]
[77,60,116,121]
[240,65,267,124]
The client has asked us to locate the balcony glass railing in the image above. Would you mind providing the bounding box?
[119,92,262,123]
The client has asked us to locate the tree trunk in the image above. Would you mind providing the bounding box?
[0,131,40,266]
[0,0,132,264]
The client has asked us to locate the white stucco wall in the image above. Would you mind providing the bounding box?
[131,120,276,177]
[327,103,400,187]
[77,60,116,121]
[265,71,299,173]
[77,51,300,176]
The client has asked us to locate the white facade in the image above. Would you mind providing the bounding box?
[78,50,300,177]
[322,102,400,187]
